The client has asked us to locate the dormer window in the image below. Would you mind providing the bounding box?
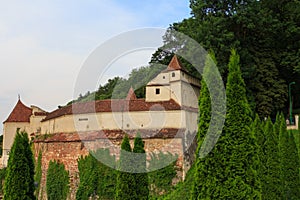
[172,72,175,77]
[156,88,160,95]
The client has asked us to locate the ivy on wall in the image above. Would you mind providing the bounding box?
[34,151,42,199]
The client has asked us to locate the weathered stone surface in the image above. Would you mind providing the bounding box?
[34,131,190,199]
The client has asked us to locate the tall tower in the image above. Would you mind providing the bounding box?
[145,55,200,109]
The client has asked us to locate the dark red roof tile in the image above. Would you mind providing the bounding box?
[42,99,181,122]
[167,55,186,71]
[4,100,32,123]
[34,128,186,143]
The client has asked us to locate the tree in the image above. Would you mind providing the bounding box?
[76,154,99,200]
[261,117,282,199]
[132,133,149,199]
[191,49,260,199]
[4,131,35,200]
[76,149,117,200]
[115,135,135,200]
[151,0,300,116]
[279,113,300,199]
[191,52,217,198]
[46,160,69,200]
[285,132,300,199]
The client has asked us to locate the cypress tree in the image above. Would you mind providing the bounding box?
[285,132,300,199]
[191,52,215,199]
[115,135,135,200]
[132,133,149,199]
[4,131,35,200]
[192,49,260,199]
[220,49,260,199]
[76,154,98,200]
[261,117,282,199]
[46,160,69,200]
[279,113,289,198]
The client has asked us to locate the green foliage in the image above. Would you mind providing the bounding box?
[76,149,117,200]
[162,165,195,200]
[191,50,260,199]
[4,131,35,200]
[279,114,300,199]
[115,135,136,200]
[132,134,149,199]
[0,168,6,195]
[152,0,300,116]
[46,160,69,200]
[148,152,178,198]
[191,53,214,198]
[285,132,300,199]
[34,151,42,199]
[261,117,282,199]
[70,63,165,104]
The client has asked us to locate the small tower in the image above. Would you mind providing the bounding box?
[2,99,32,167]
[145,55,200,108]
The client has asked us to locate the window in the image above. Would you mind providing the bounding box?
[172,72,175,77]
[163,76,165,79]
[79,118,88,121]
[156,88,160,94]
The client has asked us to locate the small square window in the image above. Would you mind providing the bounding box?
[172,72,175,77]
[156,88,160,94]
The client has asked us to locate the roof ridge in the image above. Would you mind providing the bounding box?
[4,99,32,123]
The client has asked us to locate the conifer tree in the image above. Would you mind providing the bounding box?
[285,132,300,199]
[46,160,69,200]
[132,133,149,199]
[261,117,282,199]
[279,113,300,199]
[4,131,35,200]
[278,113,288,197]
[192,49,260,199]
[191,52,214,198]
[115,135,136,200]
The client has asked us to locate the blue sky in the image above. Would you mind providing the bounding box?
[0,0,191,133]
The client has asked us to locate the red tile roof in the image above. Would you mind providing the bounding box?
[34,128,186,143]
[4,100,32,123]
[167,55,187,72]
[42,99,181,122]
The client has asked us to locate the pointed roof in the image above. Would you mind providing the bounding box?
[167,55,186,71]
[4,99,32,123]
[126,87,137,100]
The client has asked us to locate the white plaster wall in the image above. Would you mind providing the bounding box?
[147,72,170,85]
[146,86,171,102]
[41,110,187,134]
[2,122,30,167]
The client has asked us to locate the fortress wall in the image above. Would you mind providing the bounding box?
[34,135,185,200]
[41,110,186,134]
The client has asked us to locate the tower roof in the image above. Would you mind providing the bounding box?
[167,55,186,71]
[126,87,137,100]
[4,99,32,123]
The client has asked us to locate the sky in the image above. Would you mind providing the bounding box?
[0,0,191,133]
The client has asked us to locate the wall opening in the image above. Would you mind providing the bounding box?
[156,88,160,95]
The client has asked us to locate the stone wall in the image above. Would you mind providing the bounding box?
[33,130,188,199]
